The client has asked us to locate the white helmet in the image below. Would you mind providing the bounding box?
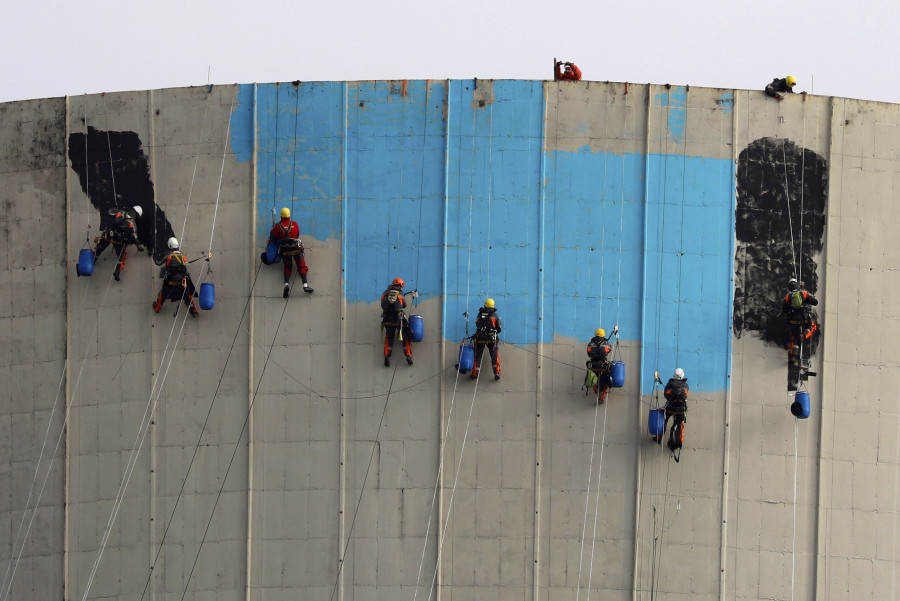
[673,368,685,380]
[133,206,143,217]
[167,237,179,250]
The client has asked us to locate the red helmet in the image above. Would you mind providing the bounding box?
[392,277,405,288]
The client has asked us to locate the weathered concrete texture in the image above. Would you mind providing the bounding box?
[2,80,900,601]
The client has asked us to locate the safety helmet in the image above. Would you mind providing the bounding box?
[595,328,606,338]
[785,75,797,88]
[673,368,685,380]
[484,298,495,308]
[280,207,291,219]
[167,237,179,250]
[393,277,405,288]
[789,277,799,288]
[133,206,143,217]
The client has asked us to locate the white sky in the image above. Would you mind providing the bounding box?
[2,0,897,105]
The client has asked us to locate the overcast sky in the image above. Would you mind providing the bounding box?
[2,0,896,105]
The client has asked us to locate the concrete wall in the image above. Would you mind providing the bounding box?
[0,80,898,601]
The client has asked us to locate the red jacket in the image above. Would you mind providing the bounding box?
[270,218,300,241]
[555,63,582,81]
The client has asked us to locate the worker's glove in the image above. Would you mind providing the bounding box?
[412,291,418,299]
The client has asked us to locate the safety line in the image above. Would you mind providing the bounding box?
[782,143,798,279]
[179,86,213,243]
[421,351,485,601]
[201,85,239,281]
[584,400,609,601]
[137,262,264,601]
[411,365,467,601]
[791,418,799,601]
[101,94,120,211]
[0,93,141,601]
[178,274,297,601]
[80,291,194,601]
[575,395,607,601]
[328,333,407,601]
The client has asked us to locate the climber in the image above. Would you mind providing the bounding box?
[381,277,417,367]
[585,327,616,401]
[152,237,200,317]
[783,277,818,352]
[267,207,313,298]
[93,205,144,281]
[764,75,797,101]
[658,368,689,457]
[554,60,582,81]
[471,298,502,380]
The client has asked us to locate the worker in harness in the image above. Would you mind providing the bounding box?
[584,327,616,402]
[381,277,417,367]
[268,207,313,297]
[471,298,502,380]
[658,368,689,458]
[764,75,797,100]
[152,237,200,317]
[783,277,818,354]
[93,205,144,281]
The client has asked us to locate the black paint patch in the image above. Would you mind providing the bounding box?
[68,126,174,263]
[734,137,827,353]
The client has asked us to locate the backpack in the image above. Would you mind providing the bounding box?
[583,369,598,393]
[381,288,401,312]
[790,290,805,309]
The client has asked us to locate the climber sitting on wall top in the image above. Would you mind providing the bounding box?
[765,75,797,100]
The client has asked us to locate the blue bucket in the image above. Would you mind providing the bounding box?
[611,361,625,388]
[791,391,810,419]
[649,409,666,437]
[457,343,474,374]
[408,314,424,342]
[77,248,94,276]
[199,282,215,310]
[265,239,281,264]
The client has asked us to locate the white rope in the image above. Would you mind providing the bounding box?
[584,402,609,601]
[180,87,213,243]
[575,396,603,601]
[782,143,798,279]
[203,86,239,274]
[411,367,466,601]
[790,418,799,601]
[423,353,485,601]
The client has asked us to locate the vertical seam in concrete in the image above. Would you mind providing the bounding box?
[246,83,258,601]
[533,81,548,601]
[815,95,840,599]
[437,78,451,601]
[147,89,158,601]
[718,88,739,601]
[338,80,349,601]
[631,83,653,601]
[63,93,72,601]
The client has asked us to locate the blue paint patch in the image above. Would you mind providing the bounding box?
[655,87,687,144]
[718,91,734,114]
[240,79,736,393]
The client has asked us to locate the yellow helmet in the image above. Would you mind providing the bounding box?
[595,328,606,338]
[484,298,495,308]
[785,75,797,88]
[280,207,291,219]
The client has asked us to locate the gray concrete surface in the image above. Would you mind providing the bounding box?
[0,82,898,601]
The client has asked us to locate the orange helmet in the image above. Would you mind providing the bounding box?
[393,277,405,288]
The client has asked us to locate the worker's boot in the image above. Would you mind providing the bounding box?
[153,293,164,313]
[384,355,390,367]
[406,355,413,365]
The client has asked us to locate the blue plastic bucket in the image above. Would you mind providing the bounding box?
[791,391,810,419]
[611,361,625,388]
[77,248,94,276]
[649,409,665,437]
[265,239,282,264]
[199,282,215,310]
[457,343,474,374]
[408,314,424,342]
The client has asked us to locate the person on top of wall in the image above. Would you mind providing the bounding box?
[555,61,583,81]
[94,205,144,281]
[659,368,689,454]
[152,237,200,317]
[764,75,797,100]
[471,298,502,380]
[268,207,313,298]
[783,277,818,348]
[381,277,417,367]
[585,327,615,401]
